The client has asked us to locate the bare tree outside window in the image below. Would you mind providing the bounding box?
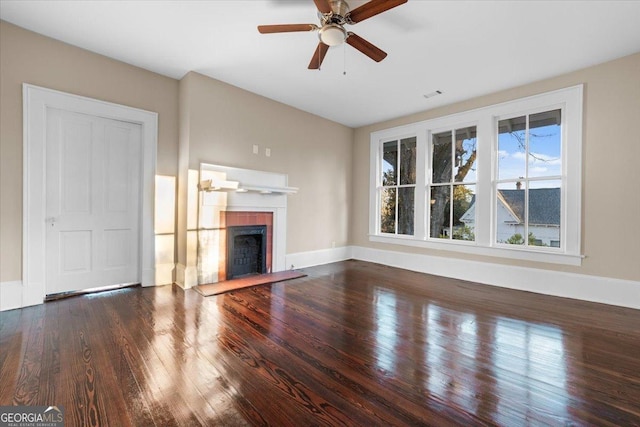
[380,137,416,235]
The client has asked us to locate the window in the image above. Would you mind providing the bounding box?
[379,137,416,235]
[369,86,583,265]
[497,110,562,248]
[429,126,477,241]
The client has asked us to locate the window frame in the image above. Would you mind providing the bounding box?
[378,136,418,236]
[427,123,479,243]
[369,85,583,266]
[494,108,564,251]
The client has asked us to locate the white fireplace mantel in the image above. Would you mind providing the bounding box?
[199,178,298,195]
[180,163,293,287]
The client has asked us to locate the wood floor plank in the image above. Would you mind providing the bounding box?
[54,296,96,426]
[82,292,155,427]
[1,260,640,426]
[111,290,199,427]
[100,289,211,426]
[122,285,252,426]
[0,309,27,405]
[11,305,45,406]
[217,289,477,425]
[216,296,407,425]
[61,296,114,426]
[35,302,60,408]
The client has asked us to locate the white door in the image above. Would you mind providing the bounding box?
[45,108,142,294]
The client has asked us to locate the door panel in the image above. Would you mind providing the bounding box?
[45,108,142,294]
[61,121,92,214]
[59,231,92,273]
[105,125,132,213]
[105,229,132,268]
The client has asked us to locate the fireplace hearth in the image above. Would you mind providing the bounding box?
[226,225,267,280]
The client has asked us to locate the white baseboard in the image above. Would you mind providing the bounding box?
[175,263,197,289]
[351,246,640,310]
[286,246,353,270]
[5,248,636,311]
[1,281,24,311]
[141,267,156,287]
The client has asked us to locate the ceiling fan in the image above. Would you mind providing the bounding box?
[258,0,408,69]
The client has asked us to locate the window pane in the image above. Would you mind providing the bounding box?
[498,116,526,180]
[429,186,450,239]
[380,188,396,233]
[454,126,477,183]
[528,110,561,178]
[496,182,525,245]
[399,137,416,185]
[432,131,452,184]
[382,141,397,186]
[398,187,414,235]
[528,180,561,247]
[453,184,475,241]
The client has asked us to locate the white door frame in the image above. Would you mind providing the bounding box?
[23,84,157,307]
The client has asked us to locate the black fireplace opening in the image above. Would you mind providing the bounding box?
[226,225,267,280]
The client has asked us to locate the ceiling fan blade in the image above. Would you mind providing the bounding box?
[258,24,317,34]
[347,0,408,23]
[346,32,387,62]
[308,42,330,69]
[313,0,333,14]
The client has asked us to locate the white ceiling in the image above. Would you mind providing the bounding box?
[2,0,640,128]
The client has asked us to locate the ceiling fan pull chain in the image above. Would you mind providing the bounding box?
[343,43,347,76]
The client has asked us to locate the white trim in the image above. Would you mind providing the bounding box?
[286,246,353,270]
[175,263,197,289]
[23,84,157,308]
[369,235,583,266]
[351,246,640,310]
[0,281,25,312]
[369,85,583,266]
[175,263,186,288]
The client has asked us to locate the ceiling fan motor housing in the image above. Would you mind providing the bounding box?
[318,0,350,25]
[329,0,350,18]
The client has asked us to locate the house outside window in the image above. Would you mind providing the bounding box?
[369,85,583,265]
[495,110,562,248]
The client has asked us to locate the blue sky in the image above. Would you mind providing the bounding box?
[498,120,561,181]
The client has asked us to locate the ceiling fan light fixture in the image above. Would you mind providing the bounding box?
[319,24,347,46]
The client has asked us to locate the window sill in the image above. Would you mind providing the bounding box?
[369,234,583,266]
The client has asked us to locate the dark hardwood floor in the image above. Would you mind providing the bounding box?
[1,260,640,426]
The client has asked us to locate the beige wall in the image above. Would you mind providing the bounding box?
[177,71,353,266]
[352,52,640,282]
[2,18,638,287]
[0,20,351,286]
[0,21,179,282]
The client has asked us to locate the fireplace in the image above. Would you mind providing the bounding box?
[190,163,290,288]
[226,225,267,280]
